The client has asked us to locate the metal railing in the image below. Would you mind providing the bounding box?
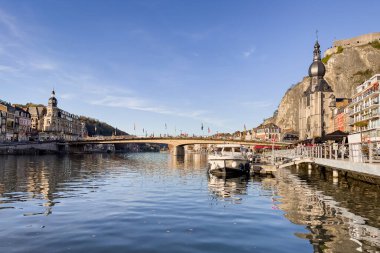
[267,142,380,164]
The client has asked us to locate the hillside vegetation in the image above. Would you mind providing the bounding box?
[79,116,128,136]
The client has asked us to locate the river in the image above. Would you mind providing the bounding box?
[0,153,379,253]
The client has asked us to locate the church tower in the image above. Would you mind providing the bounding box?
[299,41,335,140]
[44,89,59,133]
[48,89,58,108]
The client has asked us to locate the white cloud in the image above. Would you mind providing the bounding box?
[90,95,227,127]
[0,8,23,38]
[0,64,19,72]
[243,47,256,58]
[30,61,57,70]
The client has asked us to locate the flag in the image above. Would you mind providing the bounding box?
[201,123,204,131]
[143,128,145,133]
[244,124,246,131]
[165,123,167,130]
[208,127,210,133]
[134,123,136,131]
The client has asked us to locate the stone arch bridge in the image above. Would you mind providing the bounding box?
[68,136,289,155]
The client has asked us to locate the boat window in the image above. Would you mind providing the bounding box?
[223,147,232,152]
[216,148,223,153]
[233,147,241,152]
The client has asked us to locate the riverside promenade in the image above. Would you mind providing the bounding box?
[269,142,380,184]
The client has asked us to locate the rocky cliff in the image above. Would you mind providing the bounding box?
[272,40,380,132]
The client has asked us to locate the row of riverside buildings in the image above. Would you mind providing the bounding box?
[0,90,87,142]
[248,37,380,144]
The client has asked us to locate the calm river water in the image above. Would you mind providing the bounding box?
[0,153,379,253]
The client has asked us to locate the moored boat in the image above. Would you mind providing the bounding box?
[207,144,250,176]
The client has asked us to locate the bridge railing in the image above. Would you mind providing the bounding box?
[81,136,289,145]
[266,142,380,164]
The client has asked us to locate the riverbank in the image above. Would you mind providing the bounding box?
[0,141,161,155]
[0,142,60,155]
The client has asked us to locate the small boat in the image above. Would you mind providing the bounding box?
[207,144,250,176]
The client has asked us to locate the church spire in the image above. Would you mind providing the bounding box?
[313,40,321,61]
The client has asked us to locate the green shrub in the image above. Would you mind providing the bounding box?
[369,40,380,49]
[353,69,373,78]
[321,46,344,64]
[322,54,332,64]
[336,46,344,53]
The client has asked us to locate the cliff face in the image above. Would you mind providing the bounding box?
[273,42,380,131]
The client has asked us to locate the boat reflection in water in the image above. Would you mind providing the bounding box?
[208,174,249,202]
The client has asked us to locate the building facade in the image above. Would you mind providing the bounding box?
[14,106,31,141]
[299,41,336,140]
[254,123,281,141]
[0,100,16,141]
[1,90,87,142]
[0,101,8,142]
[348,74,380,142]
[332,98,351,133]
[40,90,83,141]
[28,106,46,133]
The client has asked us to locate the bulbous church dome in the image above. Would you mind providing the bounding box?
[308,60,326,77]
[308,40,326,77]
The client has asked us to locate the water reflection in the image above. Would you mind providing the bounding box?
[275,168,380,252]
[168,153,208,170]
[0,154,379,253]
[208,174,248,202]
[0,154,132,216]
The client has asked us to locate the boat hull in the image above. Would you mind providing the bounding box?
[207,159,250,177]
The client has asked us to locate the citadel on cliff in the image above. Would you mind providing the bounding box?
[255,32,380,143]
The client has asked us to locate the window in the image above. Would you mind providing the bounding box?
[233,147,240,152]
[223,147,232,152]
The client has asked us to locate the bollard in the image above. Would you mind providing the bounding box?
[332,169,339,184]
[308,163,312,175]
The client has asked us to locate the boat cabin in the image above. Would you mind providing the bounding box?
[214,144,246,156]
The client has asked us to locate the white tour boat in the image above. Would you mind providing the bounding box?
[207,144,250,176]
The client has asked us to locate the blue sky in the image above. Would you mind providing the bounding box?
[0,0,379,136]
